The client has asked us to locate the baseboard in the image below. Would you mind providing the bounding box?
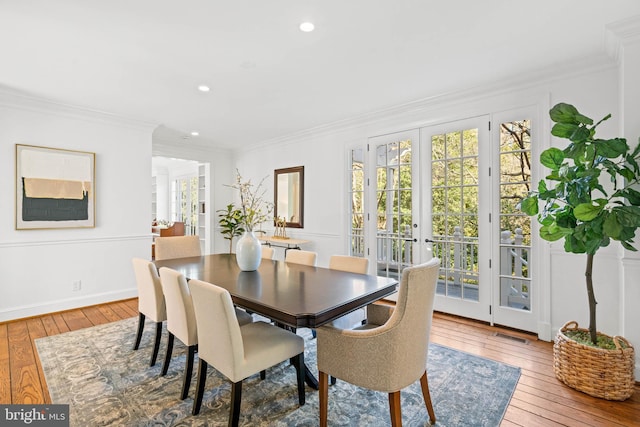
[0,288,138,323]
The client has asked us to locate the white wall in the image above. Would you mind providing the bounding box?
[0,91,155,322]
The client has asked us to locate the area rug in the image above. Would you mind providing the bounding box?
[35,317,520,426]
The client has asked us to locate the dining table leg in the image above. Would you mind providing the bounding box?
[304,364,319,389]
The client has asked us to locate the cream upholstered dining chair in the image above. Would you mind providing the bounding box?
[131,258,166,367]
[317,258,441,427]
[154,235,201,260]
[188,279,306,424]
[261,246,274,259]
[285,249,317,266]
[158,267,252,400]
[328,255,369,329]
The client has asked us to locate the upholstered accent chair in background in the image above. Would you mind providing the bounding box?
[317,258,441,427]
[154,235,201,260]
[284,249,317,266]
[131,258,167,367]
[188,279,306,424]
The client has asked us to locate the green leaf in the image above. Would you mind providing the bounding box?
[623,188,640,205]
[595,138,628,158]
[613,206,640,227]
[540,225,565,241]
[631,139,640,158]
[540,148,565,170]
[574,201,605,221]
[570,126,592,144]
[519,196,539,215]
[549,103,593,125]
[551,122,579,139]
[555,208,577,229]
[603,212,623,239]
[621,241,638,251]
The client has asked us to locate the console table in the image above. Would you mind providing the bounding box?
[259,236,310,253]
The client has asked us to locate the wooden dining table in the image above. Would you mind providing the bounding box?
[153,253,398,388]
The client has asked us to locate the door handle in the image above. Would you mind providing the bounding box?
[425,238,434,243]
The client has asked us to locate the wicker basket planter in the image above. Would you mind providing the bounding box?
[554,321,635,401]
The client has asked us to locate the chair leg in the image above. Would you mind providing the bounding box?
[181,345,197,400]
[192,359,208,416]
[260,370,266,380]
[150,321,163,367]
[133,312,145,350]
[388,391,402,427]
[319,371,329,427]
[419,371,436,425]
[292,352,305,405]
[161,333,175,376]
[229,380,243,427]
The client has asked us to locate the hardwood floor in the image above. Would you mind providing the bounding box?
[1,300,638,426]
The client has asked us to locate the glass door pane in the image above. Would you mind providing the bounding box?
[431,129,480,301]
[369,132,417,279]
[498,119,532,311]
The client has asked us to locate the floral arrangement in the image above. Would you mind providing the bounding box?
[228,170,273,232]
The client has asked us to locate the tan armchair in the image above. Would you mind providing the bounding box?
[285,249,317,266]
[158,267,254,400]
[131,258,166,367]
[317,258,441,427]
[188,279,306,424]
[154,235,201,260]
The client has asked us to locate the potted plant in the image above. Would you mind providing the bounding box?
[228,170,273,271]
[217,203,245,254]
[520,102,639,400]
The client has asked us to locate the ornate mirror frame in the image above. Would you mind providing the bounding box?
[274,166,304,228]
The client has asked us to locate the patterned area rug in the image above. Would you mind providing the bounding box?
[36,317,520,426]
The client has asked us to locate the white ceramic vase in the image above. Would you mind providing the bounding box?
[235,230,262,271]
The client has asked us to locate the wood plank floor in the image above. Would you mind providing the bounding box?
[0,300,638,426]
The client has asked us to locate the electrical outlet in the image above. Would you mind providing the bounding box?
[72,280,82,291]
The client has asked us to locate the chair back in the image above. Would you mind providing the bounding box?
[382,258,440,387]
[188,279,245,380]
[159,267,198,346]
[285,249,317,266]
[329,255,368,274]
[261,246,274,259]
[155,235,201,260]
[132,258,166,322]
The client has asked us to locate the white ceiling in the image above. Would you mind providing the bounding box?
[2,1,640,150]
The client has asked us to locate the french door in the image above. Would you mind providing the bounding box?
[420,112,537,332]
[367,130,420,280]
[489,108,536,333]
[420,117,491,322]
[359,110,538,332]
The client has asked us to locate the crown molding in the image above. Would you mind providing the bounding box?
[0,87,158,132]
[606,16,640,64]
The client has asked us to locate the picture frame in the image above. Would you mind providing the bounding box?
[15,144,96,230]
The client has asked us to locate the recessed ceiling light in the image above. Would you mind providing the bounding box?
[191,131,199,137]
[197,85,210,92]
[299,22,315,32]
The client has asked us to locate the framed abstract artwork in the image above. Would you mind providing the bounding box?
[15,144,95,229]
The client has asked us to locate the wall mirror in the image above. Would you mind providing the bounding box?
[274,166,304,228]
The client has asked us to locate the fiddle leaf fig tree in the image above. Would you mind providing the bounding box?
[520,103,640,345]
[217,203,245,254]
